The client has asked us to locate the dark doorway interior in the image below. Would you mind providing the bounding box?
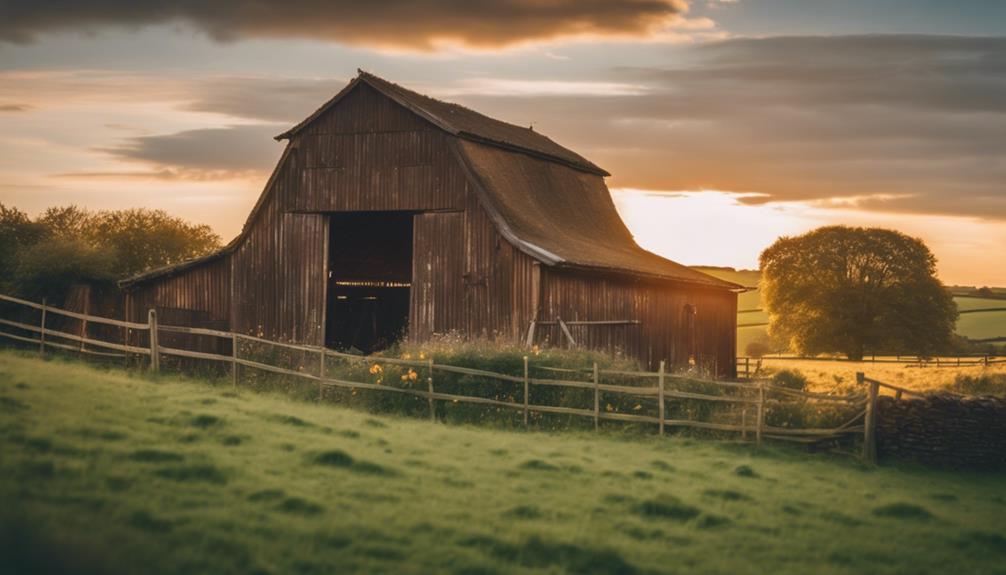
[326,212,413,353]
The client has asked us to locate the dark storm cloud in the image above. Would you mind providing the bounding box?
[99,124,282,175]
[184,77,345,122]
[0,0,686,49]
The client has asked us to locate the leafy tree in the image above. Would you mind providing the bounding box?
[760,226,957,360]
[0,204,222,302]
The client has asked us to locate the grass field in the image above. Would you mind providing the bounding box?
[2,351,1006,575]
[756,358,1006,394]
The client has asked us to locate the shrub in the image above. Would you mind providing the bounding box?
[745,341,771,359]
[946,374,1006,397]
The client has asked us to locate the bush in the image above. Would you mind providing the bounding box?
[771,369,807,391]
[946,374,1006,397]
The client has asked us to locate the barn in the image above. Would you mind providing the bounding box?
[120,71,742,376]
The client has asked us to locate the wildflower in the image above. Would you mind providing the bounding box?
[402,353,412,360]
[606,403,614,412]
[407,369,418,381]
[369,364,383,375]
[633,404,642,411]
[419,351,426,360]
[531,345,541,356]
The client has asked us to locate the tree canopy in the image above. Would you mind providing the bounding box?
[0,204,221,301]
[760,226,957,360]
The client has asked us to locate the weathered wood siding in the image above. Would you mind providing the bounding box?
[535,269,737,376]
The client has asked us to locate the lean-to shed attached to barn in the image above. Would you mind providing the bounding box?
[121,71,742,375]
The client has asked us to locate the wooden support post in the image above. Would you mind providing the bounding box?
[861,372,878,464]
[38,298,47,356]
[657,360,666,436]
[523,355,530,429]
[741,408,748,440]
[317,346,325,402]
[558,317,577,349]
[231,333,239,389]
[525,320,537,348]
[745,357,750,379]
[427,358,435,422]
[79,295,89,355]
[592,362,600,431]
[755,381,765,447]
[148,309,160,373]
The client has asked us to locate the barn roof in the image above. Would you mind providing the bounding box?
[277,71,608,176]
[122,71,740,291]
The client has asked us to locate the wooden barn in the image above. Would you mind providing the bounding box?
[120,71,742,376]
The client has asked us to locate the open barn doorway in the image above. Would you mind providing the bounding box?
[326,212,412,354]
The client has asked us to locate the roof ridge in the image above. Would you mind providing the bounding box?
[279,70,608,176]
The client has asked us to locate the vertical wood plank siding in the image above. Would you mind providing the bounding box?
[536,269,737,377]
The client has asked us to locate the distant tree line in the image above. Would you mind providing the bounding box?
[0,204,221,302]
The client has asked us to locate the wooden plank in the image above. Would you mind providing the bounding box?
[232,333,239,390]
[0,293,150,330]
[862,372,878,463]
[21,324,151,355]
[235,333,319,353]
[558,317,577,348]
[528,377,595,390]
[148,309,160,373]
[664,390,759,404]
[525,320,536,348]
[597,382,660,396]
[427,358,435,421]
[432,363,525,382]
[657,360,665,436]
[599,411,661,424]
[526,404,595,418]
[236,357,319,380]
[158,345,233,363]
[523,355,529,428]
[0,329,124,357]
[592,362,599,431]
[756,381,765,446]
[158,324,233,338]
[38,298,46,356]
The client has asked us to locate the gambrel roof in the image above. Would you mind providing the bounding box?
[123,71,740,291]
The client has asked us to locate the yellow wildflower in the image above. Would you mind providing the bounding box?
[369,364,383,375]
[419,351,426,360]
[402,353,412,360]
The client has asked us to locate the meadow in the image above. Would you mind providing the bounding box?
[2,350,1006,575]
[757,357,1006,394]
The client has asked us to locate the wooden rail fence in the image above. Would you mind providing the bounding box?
[0,293,871,450]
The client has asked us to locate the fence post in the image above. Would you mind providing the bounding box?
[427,358,435,422]
[741,408,748,440]
[593,362,600,431]
[658,360,666,436]
[755,381,765,447]
[861,372,878,464]
[523,355,529,429]
[148,309,159,373]
[317,346,325,402]
[38,297,47,356]
[231,333,239,389]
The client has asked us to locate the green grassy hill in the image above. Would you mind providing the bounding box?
[693,267,1006,352]
[3,351,1006,574]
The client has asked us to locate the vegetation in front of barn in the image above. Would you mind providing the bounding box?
[3,350,1006,575]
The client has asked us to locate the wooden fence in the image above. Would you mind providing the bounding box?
[0,293,871,450]
[738,354,1005,372]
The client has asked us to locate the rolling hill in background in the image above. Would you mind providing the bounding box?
[693,267,1006,354]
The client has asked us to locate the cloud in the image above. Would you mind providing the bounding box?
[452,35,1006,220]
[0,103,32,112]
[93,124,283,178]
[0,0,688,50]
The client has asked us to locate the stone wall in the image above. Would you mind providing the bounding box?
[876,394,1006,469]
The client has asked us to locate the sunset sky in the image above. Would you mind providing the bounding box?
[1,0,1004,285]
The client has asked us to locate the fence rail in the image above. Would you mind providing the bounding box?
[738,354,1006,368]
[0,293,869,449]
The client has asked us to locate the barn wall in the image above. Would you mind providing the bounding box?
[125,256,232,352]
[535,269,737,376]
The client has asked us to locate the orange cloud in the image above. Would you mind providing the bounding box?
[0,0,688,50]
